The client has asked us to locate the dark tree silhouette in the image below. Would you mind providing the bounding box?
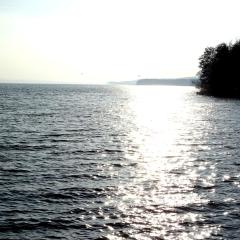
[198,40,240,97]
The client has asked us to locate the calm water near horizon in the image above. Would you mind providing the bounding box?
[0,84,240,239]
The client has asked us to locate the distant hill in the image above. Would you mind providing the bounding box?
[136,77,197,86]
[108,80,137,85]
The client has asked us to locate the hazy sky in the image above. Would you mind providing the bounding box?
[1,0,240,84]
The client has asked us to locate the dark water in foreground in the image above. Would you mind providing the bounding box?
[0,84,240,240]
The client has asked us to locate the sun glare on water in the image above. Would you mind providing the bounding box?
[105,86,220,239]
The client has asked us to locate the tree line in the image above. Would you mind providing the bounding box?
[198,40,240,97]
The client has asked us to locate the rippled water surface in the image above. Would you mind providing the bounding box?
[1,84,240,240]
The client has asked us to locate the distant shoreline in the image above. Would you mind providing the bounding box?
[109,77,197,86]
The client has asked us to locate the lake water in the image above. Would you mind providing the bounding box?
[0,84,240,240]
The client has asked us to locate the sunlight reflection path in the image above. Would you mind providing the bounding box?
[107,86,220,239]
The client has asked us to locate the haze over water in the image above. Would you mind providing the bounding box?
[1,84,240,239]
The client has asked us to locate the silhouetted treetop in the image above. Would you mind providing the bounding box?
[198,40,240,97]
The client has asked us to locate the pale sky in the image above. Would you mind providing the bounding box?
[1,0,240,84]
